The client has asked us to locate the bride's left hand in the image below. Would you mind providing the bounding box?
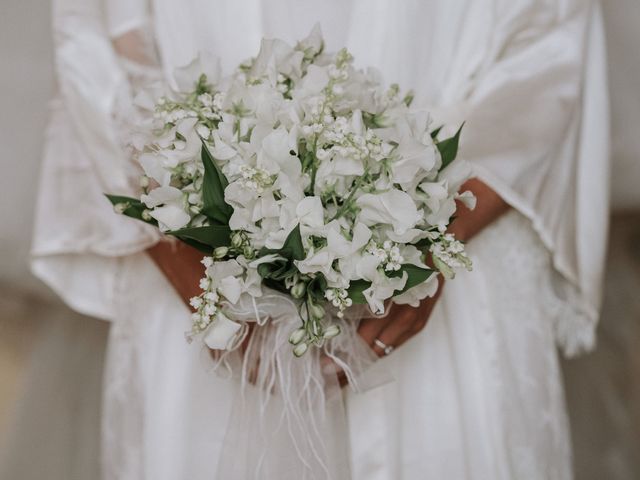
[355,178,510,358]
[357,278,445,357]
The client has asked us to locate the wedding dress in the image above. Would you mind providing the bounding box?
[31,0,609,478]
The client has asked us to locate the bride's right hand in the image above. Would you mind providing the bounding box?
[147,240,207,307]
[147,241,254,358]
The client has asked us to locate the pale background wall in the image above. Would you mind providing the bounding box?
[0,0,639,478]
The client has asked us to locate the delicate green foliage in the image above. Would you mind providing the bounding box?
[257,258,294,282]
[389,264,434,295]
[200,142,234,224]
[280,224,305,261]
[306,274,328,304]
[347,279,371,304]
[260,224,305,261]
[167,225,231,249]
[347,264,433,304]
[178,238,214,254]
[105,195,157,226]
[430,125,443,140]
[436,123,464,171]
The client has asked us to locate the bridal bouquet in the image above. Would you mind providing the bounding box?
[108,26,473,357]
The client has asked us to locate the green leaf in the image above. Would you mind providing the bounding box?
[307,274,328,303]
[261,278,290,295]
[259,224,305,261]
[257,258,293,281]
[430,125,443,140]
[389,264,434,296]
[200,141,234,225]
[167,225,231,248]
[178,238,215,254]
[436,123,464,171]
[105,194,157,226]
[280,224,305,261]
[347,279,371,304]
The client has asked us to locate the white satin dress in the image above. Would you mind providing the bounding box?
[32,0,609,478]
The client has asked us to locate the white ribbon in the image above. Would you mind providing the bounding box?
[207,290,389,480]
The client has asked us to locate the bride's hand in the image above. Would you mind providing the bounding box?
[356,178,509,358]
[357,278,445,357]
[147,241,254,358]
[147,240,206,306]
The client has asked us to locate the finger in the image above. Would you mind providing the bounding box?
[356,314,390,349]
[371,306,416,356]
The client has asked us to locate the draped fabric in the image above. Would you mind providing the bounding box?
[32,0,609,478]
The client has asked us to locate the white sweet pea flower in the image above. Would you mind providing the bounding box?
[141,186,190,231]
[258,127,300,177]
[250,37,303,85]
[356,190,423,235]
[173,52,221,93]
[296,24,324,58]
[456,190,477,209]
[203,311,242,350]
[393,272,439,307]
[293,64,330,98]
[251,194,280,223]
[296,196,325,235]
[207,260,245,304]
[139,152,174,186]
[363,271,407,315]
[295,249,339,282]
[418,180,458,228]
[326,222,371,258]
[228,207,257,232]
[209,132,237,161]
[259,199,300,249]
[391,139,438,185]
[169,117,202,162]
[382,226,426,244]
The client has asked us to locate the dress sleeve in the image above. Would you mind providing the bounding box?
[31,0,160,321]
[437,0,609,356]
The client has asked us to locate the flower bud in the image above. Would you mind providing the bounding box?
[293,342,309,357]
[139,175,150,189]
[308,302,325,320]
[242,246,255,259]
[189,205,201,215]
[113,203,128,214]
[291,282,306,299]
[433,256,454,280]
[231,232,244,248]
[141,209,153,221]
[288,328,306,345]
[213,246,229,259]
[323,324,341,339]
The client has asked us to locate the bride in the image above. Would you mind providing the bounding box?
[32,0,609,478]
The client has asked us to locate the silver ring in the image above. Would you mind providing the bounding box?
[374,338,394,355]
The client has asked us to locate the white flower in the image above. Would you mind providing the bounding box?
[363,271,407,315]
[138,152,174,186]
[295,249,339,283]
[202,311,242,350]
[141,186,190,231]
[418,180,457,228]
[207,260,245,303]
[393,272,439,307]
[356,190,422,235]
[456,190,477,209]
[173,52,221,93]
[296,196,324,234]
